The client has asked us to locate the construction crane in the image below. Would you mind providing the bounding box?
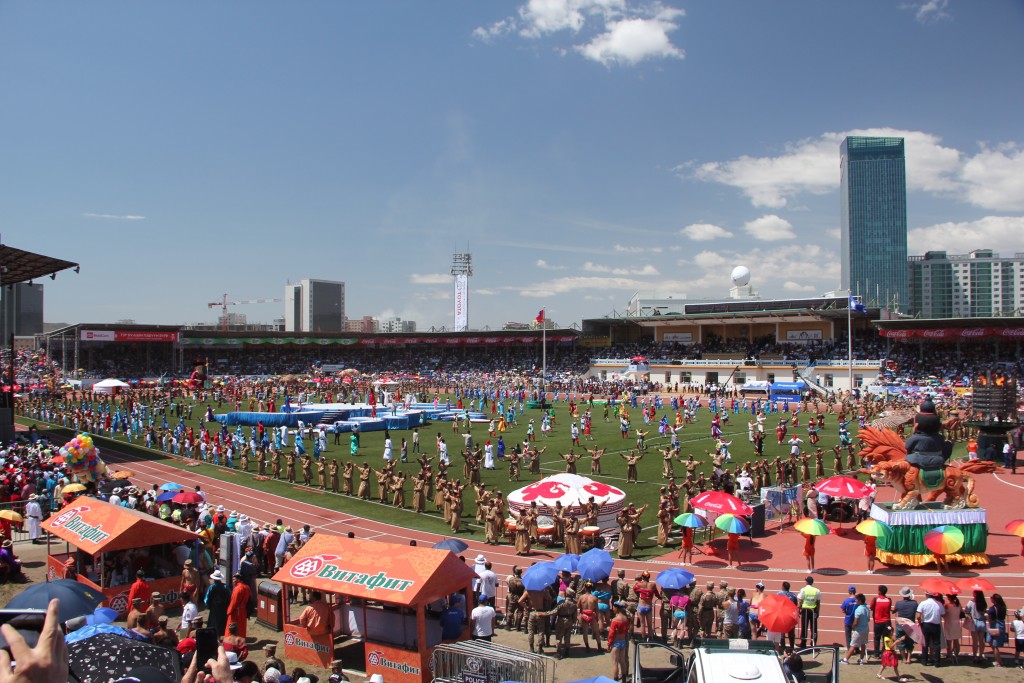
[207,293,283,331]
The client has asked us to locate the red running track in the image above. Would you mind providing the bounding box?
[100,445,1024,645]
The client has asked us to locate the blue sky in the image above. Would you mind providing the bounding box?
[2,1,1022,330]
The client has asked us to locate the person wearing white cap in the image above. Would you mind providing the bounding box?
[25,493,43,543]
[238,514,252,541]
[205,570,230,636]
[109,488,123,507]
[368,674,385,683]
[472,555,487,592]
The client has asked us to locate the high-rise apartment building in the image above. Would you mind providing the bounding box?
[909,250,1024,318]
[283,279,345,332]
[840,136,908,311]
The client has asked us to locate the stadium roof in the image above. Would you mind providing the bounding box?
[874,317,1024,331]
[0,244,78,285]
[584,296,857,332]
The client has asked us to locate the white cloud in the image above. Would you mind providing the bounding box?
[576,11,685,66]
[613,243,663,253]
[519,275,649,297]
[826,228,841,240]
[535,259,566,270]
[903,0,951,23]
[960,144,1024,211]
[908,216,1024,255]
[475,288,498,296]
[691,250,729,270]
[681,222,733,241]
[690,128,966,208]
[744,214,795,241]
[517,0,617,38]
[82,212,145,220]
[582,261,660,275]
[684,244,840,293]
[475,1,684,67]
[410,273,451,285]
[783,281,816,293]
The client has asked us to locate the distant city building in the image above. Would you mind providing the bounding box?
[284,279,345,333]
[840,136,908,311]
[0,283,43,341]
[502,321,531,331]
[343,316,378,333]
[221,312,247,327]
[909,249,1024,318]
[381,317,416,333]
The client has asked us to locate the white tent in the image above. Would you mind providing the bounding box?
[92,378,130,394]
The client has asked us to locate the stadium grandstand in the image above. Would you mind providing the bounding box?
[21,301,1022,400]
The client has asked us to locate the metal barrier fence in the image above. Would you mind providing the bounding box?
[0,498,48,545]
[430,639,555,683]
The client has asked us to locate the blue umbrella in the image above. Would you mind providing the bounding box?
[577,547,614,582]
[655,568,695,590]
[432,538,469,553]
[159,482,185,491]
[5,579,105,624]
[521,562,560,591]
[66,623,149,644]
[155,491,177,503]
[552,554,580,573]
[85,607,120,626]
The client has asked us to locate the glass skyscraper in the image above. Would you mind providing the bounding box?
[840,136,908,311]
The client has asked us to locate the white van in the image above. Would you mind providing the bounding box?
[633,639,839,683]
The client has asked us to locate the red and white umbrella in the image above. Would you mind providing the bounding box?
[690,490,753,516]
[813,475,873,498]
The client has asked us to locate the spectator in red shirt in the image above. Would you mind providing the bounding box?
[870,585,893,659]
[126,570,151,612]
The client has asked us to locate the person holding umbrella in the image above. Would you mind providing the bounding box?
[802,533,816,572]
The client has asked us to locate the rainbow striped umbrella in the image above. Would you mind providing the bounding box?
[924,525,965,555]
[674,512,708,528]
[855,518,893,538]
[715,513,749,534]
[793,517,832,536]
[1005,519,1024,537]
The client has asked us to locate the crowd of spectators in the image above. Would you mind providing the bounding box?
[11,331,1022,403]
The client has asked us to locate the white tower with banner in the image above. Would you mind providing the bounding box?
[451,251,472,332]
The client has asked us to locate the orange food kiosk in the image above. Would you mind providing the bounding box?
[42,498,200,615]
[272,534,477,683]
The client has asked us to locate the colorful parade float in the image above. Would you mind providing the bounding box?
[860,373,1016,567]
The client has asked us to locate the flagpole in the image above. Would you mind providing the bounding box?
[847,298,854,394]
[541,307,547,394]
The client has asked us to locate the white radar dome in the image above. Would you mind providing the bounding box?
[731,266,751,287]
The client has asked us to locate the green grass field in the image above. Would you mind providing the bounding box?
[23,393,961,560]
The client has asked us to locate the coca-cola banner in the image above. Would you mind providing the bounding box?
[879,327,1024,340]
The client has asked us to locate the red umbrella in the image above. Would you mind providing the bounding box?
[690,491,753,516]
[919,577,959,596]
[757,594,799,633]
[956,577,997,593]
[814,475,872,499]
[171,491,204,505]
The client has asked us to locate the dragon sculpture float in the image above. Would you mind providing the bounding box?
[858,398,1000,510]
